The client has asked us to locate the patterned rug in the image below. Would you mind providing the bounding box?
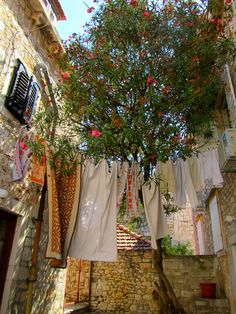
[46,157,81,266]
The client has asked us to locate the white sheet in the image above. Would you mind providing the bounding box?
[69,159,118,262]
[173,159,199,209]
[142,181,168,249]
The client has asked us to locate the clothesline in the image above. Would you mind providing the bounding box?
[12,128,223,263]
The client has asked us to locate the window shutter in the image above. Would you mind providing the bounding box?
[23,80,40,124]
[223,64,236,128]
[5,59,39,125]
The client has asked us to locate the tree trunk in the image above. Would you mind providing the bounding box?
[152,239,185,314]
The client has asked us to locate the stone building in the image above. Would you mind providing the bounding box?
[0,1,236,314]
[0,0,67,313]
[191,15,236,313]
[65,224,230,314]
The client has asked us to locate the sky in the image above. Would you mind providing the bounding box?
[56,0,98,40]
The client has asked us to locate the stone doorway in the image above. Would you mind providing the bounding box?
[0,208,17,307]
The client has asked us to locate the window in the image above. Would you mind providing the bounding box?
[196,216,205,255]
[209,193,223,253]
[5,59,40,125]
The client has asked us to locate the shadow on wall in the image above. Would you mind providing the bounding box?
[31,265,66,314]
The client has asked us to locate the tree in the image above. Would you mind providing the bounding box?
[34,0,235,312]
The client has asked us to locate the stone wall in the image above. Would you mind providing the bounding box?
[0,1,66,313]
[217,173,236,313]
[65,258,91,304]
[90,252,219,314]
[31,207,66,314]
[167,201,195,251]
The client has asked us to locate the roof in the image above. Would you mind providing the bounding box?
[117,224,151,251]
[51,0,66,20]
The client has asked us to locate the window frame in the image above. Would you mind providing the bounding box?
[4,59,40,125]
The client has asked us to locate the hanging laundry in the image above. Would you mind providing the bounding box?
[199,148,223,189]
[30,156,46,186]
[117,162,129,213]
[172,159,186,208]
[156,160,176,193]
[69,159,118,262]
[126,163,142,218]
[30,136,46,186]
[142,180,168,249]
[46,155,81,266]
[187,155,204,193]
[173,159,199,209]
[13,126,32,182]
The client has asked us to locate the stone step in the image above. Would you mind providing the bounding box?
[64,303,90,314]
[192,297,230,314]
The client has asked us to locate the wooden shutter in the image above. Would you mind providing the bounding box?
[5,59,39,125]
[223,64,236,128]
[23,80,40,124]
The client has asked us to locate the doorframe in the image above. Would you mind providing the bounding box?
[0,208,17,309]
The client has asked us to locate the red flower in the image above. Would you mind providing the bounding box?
[144,11,150,18]
[187,21,193,27]
[90,129,102,137]
[87,7,95,13]
[41,155,47,164]
[130,0,138,7]
[173,133,181,143]
[62,72,70,79]
[21,143,28,150]
[150,153,157,160]
[146,75,154,85]
[191,56,200,62]
[225,0,232,4]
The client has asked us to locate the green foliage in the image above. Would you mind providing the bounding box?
[163,192,181,216]
[34,0,236,173]
[162,235,194,256]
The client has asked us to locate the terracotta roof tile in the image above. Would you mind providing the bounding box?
[51,0,66,20]
[117,224,151,251]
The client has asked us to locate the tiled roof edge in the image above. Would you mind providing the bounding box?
[117,224,151,245]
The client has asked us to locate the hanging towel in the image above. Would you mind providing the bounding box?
[117,162,129,213]
[30,136,46,186]
[211,149,223,187]
[156,160,176,193]
[172,159,186,208]
[200,149,223,189]
[69,159,118,262]
[183,160,199,209]
[30,156,46,186]
[13,126,32,182]
[173,159,199,209]
[142,180,168,249]
[187,155,204,192]
[126,163,141,218]
[46,155,81,265]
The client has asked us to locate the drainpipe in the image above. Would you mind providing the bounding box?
[25,180,47,314]
[25,63,57,314]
